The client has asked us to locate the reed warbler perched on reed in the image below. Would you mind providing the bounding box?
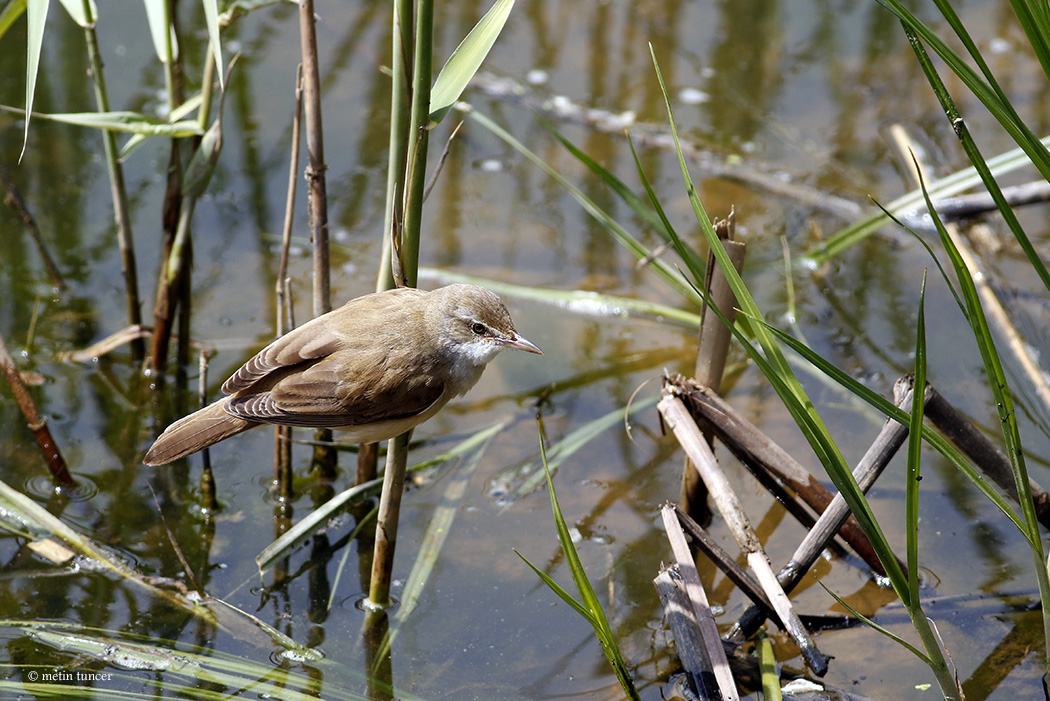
[144,284,541,465]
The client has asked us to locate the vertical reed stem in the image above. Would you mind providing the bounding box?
[367,0,435,610]
[81,0,142,361]
[298,0,336,478]
[274,66,303,496]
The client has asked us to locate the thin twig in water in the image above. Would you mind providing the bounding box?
[0,159,66,291]
[145,481,203,596]
[274,65,303,491]
[0,333,74,488]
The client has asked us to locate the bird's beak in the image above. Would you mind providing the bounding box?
[502,333,543,355]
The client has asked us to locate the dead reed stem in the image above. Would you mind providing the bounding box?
[198,350,217,511]
[660,389,829,676]
[273,65,303,495]
[671,375,891,577]
[0,333,73,488]
[660,503,741,700]
[0,160,65,291]
[729,376,918,641]
[681,211,746,521]
[298,0,336,478]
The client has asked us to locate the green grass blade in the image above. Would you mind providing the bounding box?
[257,424,504,572]
[143,0,178,63]
[0,1,27,41]
[256,479,382,572]
[538,116,708,277]
[913,164,1050,673]
[0,477,218,618]
[21,0,49,160]
[528,422,640,700]
[56,0,94,26]
[418,267,702,329]
[501,394,659,502]
[902,23,1050,298]
[917,175,1038,548]
[0,621,366,700]
[757,318,1026,533]
[429,0,514,124]
[906,272,928,606]
[396,421,506,622]
[801,138,1049,266]
[0,106,204,136]
[758,633,783,701]
[650,43,911,600]
[820,585,933,665]
[877,0,1050,182]
[514,549,594,622]
[202,0,224,87]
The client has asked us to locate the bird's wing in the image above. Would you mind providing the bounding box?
[224,345,448,427]
[221,287,426,396]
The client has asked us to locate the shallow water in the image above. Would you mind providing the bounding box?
[2,1,1050,699]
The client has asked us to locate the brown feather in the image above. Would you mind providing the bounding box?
[143,401,259,465]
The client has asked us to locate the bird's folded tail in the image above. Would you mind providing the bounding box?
[144,400,260,465]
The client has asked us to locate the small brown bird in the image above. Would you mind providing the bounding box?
[143,284,541,465]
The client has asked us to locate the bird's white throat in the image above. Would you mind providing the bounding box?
[456,338,505,367]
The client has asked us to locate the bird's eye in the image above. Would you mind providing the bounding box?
[470,322,488,336]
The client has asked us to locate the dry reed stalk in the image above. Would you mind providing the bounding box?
[298,0,336,478]
[82,14,143,361]
[0,160,65,291]
[660,389,830,676]
[198,350,217,511]
[660,504,741,700]
[273,66,304,496]
[681,211,746,521]
[0,333,73,488]
[670,375,891,577]
[728,376,918,641]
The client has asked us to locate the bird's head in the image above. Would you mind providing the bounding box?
[429,284,542,366]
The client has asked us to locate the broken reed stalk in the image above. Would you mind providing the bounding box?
[728,376,918,642]
[81,7,143,362]
[653,568,720,699]
[924,386,1050,528]
[659,388,830,676]
[298,0,336,478]
[660,504,741,701]
[671,375,891,577]
[0,333,74,488]
[0,160,65,291]
[682,211,746,521]
[672,504,778,624]
[272,65,304,497]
